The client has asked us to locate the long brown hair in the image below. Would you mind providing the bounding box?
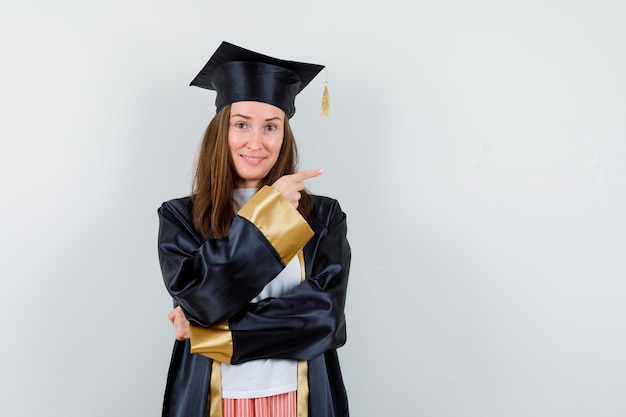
[192,104,313,238]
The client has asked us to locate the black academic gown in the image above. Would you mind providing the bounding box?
[157,186,351,417]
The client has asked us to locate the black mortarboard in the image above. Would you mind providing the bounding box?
[190,41,325,119]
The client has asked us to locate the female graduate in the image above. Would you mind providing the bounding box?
[157,41,351,417]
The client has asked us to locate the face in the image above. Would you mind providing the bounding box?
[228,101,285,188]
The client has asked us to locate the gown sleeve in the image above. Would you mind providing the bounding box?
[189,195,351,365]
[157,186,314,328]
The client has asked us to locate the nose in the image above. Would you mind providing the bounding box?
[246,131,262,151]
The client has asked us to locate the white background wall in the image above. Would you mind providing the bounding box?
[1,1,625,416]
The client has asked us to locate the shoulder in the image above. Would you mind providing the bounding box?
[157,196,205,241]
[311,194,341,210]
[161,196,193,207]
[158,196,194,222]
[308,194,346,227]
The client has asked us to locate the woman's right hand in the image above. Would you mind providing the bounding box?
[168,306,190,340]
[272,168,324,209]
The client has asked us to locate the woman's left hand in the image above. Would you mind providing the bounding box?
[271,168,324,209]
[167,306,190,340]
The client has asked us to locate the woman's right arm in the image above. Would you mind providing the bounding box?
[158,198,287,326]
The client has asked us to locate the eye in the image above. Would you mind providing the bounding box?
[234,122,247,129]
[265,124,277,132]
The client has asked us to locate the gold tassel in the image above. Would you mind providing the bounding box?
[320,69,330,117]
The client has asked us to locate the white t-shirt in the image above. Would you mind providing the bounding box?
[221,188,300,399]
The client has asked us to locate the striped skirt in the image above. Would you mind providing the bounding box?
[222,391,297,417]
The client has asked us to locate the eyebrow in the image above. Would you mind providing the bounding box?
[230,113,282,122]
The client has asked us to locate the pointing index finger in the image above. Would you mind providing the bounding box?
[294,168,324,182]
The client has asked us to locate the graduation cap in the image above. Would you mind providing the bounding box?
[190,41,328,119]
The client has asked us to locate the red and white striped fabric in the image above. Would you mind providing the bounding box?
[222,391,297,417]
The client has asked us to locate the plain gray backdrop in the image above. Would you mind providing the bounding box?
[1,1,625,416]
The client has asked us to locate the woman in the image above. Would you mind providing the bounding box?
[157,41,351,417]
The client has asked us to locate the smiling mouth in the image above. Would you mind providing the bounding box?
[241,155,266,164]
